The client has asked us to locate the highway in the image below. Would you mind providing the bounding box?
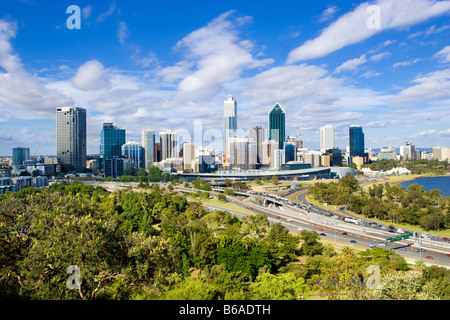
[175,186,450,267]
[81,181,450,267]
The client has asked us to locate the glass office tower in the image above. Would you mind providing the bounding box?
[142,129,155,170]
[223,95,237,163]
[268,103,285,150]
[12,147,30,166]
[349,125,365,158]
[100,123,126,169]
[56,106,87,170]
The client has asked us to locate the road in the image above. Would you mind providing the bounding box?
[81,181,450,267]
[179,186,450,267]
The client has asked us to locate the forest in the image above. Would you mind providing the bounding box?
[0,181,449,300]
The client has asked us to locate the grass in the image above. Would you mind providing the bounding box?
[361,173,438,190]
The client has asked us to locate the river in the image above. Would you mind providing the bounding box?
[401,176,450,197]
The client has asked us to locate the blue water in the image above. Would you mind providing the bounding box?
[401,176,450,197]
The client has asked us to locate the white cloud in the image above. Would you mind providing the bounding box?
[393,58,421,68]
[0,19,73,117]
[334,54,367,73]
[438,128,450,135]
[408,24,450,38]
[168,11,274,103]
[392,68,450,105]
[82,5,94,19]
[71,60,110,91]
[96,1,116,23]
[435,45,450,62]
[319,5,339,22]
[117,21,129,45]
[370,52,391,62]
[287,0,450,63]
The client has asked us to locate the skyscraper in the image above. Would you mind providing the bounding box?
[268,103,285,150]
[122,141,145,169]
[223,94,237,163]
[100,123,125,169]
[142,129,155,170]
[160,130,177,161]
[320,125,335,154]
[182,142,195,172]
[12,147,30,166]
[262,140,278,167]
[228,138,257,170]
[56,106,87,170]
[349,125,365,158]
[249,126,266,165]
[284,142,296,163]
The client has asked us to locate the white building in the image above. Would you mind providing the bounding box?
[228,138,257,170]
[160,130,177,161]
[142,129,155,170]
[320,125,335,154]
[223,95,237,164]
[262,140,278,167]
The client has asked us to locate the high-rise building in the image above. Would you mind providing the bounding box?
[56,106,87,170]
[100,123,125,169]
[284,142,296,163]
[268,103,285,150]
[223,95,238,163]
[349,125,365,158]
[326,148,343,167]
[262,140,278,167]
[121,141,144,169]
[320,125,335,154]
[12,147,30,166]
[160,130,177,161]
[228,138,257,170]
[142,129,155,170]
[249,126,266,165]
[182,142,196,172]
[406,141,416,160]
[273,149,285,169]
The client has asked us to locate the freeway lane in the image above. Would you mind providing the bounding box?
[175,187,450,266]
[81,182,450,267]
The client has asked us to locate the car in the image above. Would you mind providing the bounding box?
[369,242,377,248]
[350,240,357,244]
[398,247,406,251]
[320,233,327,236]
[378,242,386,247]
[318,228,324,231]
[413,248,426,252]
[446,253,450,257]
[425,256,433,259]
[342,232,348,235]
[276,216,281,219]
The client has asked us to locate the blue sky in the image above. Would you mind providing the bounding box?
[0,0,449,156]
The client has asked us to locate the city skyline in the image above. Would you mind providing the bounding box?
[1,1,450,156]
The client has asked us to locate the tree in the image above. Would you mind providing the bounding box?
[217,193,226,202]
[250,272,309,300]
[224,179,232,188]
[372,271,439,300]
[272,176,279,185]
[299,230,323,256]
